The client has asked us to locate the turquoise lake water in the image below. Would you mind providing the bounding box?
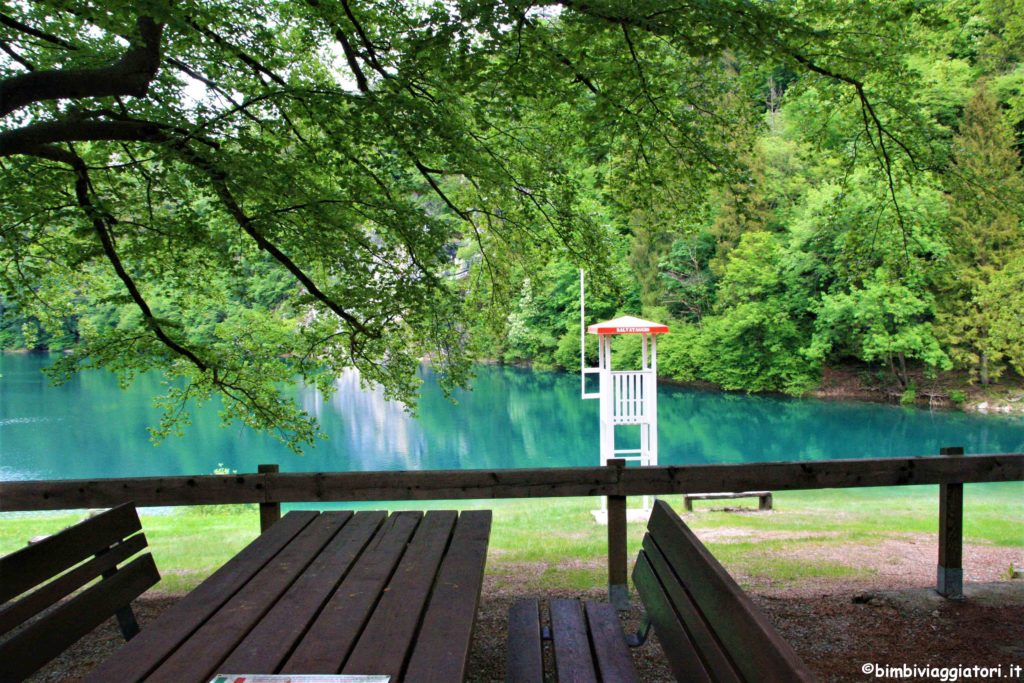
[1,353,1022,482]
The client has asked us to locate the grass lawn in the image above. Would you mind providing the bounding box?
[1,483,1021,594]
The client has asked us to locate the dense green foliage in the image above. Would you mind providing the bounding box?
[471,1,1024,396]
[1,1,1021,448]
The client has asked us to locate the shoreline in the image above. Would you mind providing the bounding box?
[8,348,1024,416]
[481,357,1024,417]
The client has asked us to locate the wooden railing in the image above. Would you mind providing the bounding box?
[2,450,1021,601]
[2,452,1019,512]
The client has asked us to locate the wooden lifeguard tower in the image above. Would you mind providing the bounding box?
[580,273,668,523]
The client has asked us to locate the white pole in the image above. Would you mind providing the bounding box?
[651,334,658,467]
[580,269,585,396]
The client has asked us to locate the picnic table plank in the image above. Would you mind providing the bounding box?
[82,509,319,683]
[343,510,458,679]
[147,512,350,683]
[83,508,492,683]
[219,510,387,673]
[550,598,598,683]
[282,511,423,674]
[404,510,493,683]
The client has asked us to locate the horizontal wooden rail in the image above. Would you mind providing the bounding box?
[1,453,1021,512]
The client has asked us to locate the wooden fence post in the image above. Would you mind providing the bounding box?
[937,447,964,599]
[607,458,629,611]
[258,464,281,533]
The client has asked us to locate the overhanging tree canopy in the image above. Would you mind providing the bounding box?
[0,0,924,448]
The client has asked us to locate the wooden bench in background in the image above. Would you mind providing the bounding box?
[507,500,814,682]
[683,490,773,511]
[0,503,160,683]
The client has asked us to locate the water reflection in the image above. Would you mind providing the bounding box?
[1,353,1022,480]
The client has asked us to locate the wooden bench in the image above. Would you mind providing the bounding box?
[0,503,160,682]
[507,500,814,682]
[683,490,773,511]
[508,598,640,683]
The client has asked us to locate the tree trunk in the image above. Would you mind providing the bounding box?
[980,350,989,386]
[898,352,908,388]
[887,352,905,388]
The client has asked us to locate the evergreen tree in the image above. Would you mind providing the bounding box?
[939,83,1024,384]
[708,141,773,277]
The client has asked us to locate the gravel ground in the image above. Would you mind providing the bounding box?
[465,578,1024,682]
[27,581,1023,682]
[25,536,1024,682]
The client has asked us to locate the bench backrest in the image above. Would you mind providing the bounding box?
[0,503,160,682]
[633,500,815,683]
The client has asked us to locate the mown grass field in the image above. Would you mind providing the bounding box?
[1,483,1021,594]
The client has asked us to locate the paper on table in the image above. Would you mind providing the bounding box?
[209,676,390,683]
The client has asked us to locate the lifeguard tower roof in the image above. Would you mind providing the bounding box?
[586,315,669,335]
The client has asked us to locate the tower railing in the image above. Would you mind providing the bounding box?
[610,370,653,424]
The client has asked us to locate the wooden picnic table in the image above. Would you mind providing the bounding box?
[83,509,492,683]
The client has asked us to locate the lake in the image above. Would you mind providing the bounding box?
[2,353,1023,481]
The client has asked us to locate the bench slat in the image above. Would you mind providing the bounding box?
[283,511,422,673]
[0,532,147,637]
[0,553,159,682]
[633,552,712,683]
[0,503,141,602]
[343,510,458,679]
[584,601,640,683]
[550,598,598,683]
[405,510,493,683]
[642,535,741,682]
[219,510,386,673]
[507,600,543,683]
[647,500,813,682]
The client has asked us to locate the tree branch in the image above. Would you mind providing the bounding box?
[0,16,163,117]
[171,144,374,338]
[184,18,287,87]
[333,24,371,93]
[64,148,209,370]
[0,12,77,50]
[788,51,910,241]
[166,57,265,127]
[0,118,167,157]
[339,0,387,74]
[0,39,34,70]
[789,52,915,163]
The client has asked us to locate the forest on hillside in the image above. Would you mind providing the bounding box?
[460,1,1024,401]
[1,1,1022,446]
